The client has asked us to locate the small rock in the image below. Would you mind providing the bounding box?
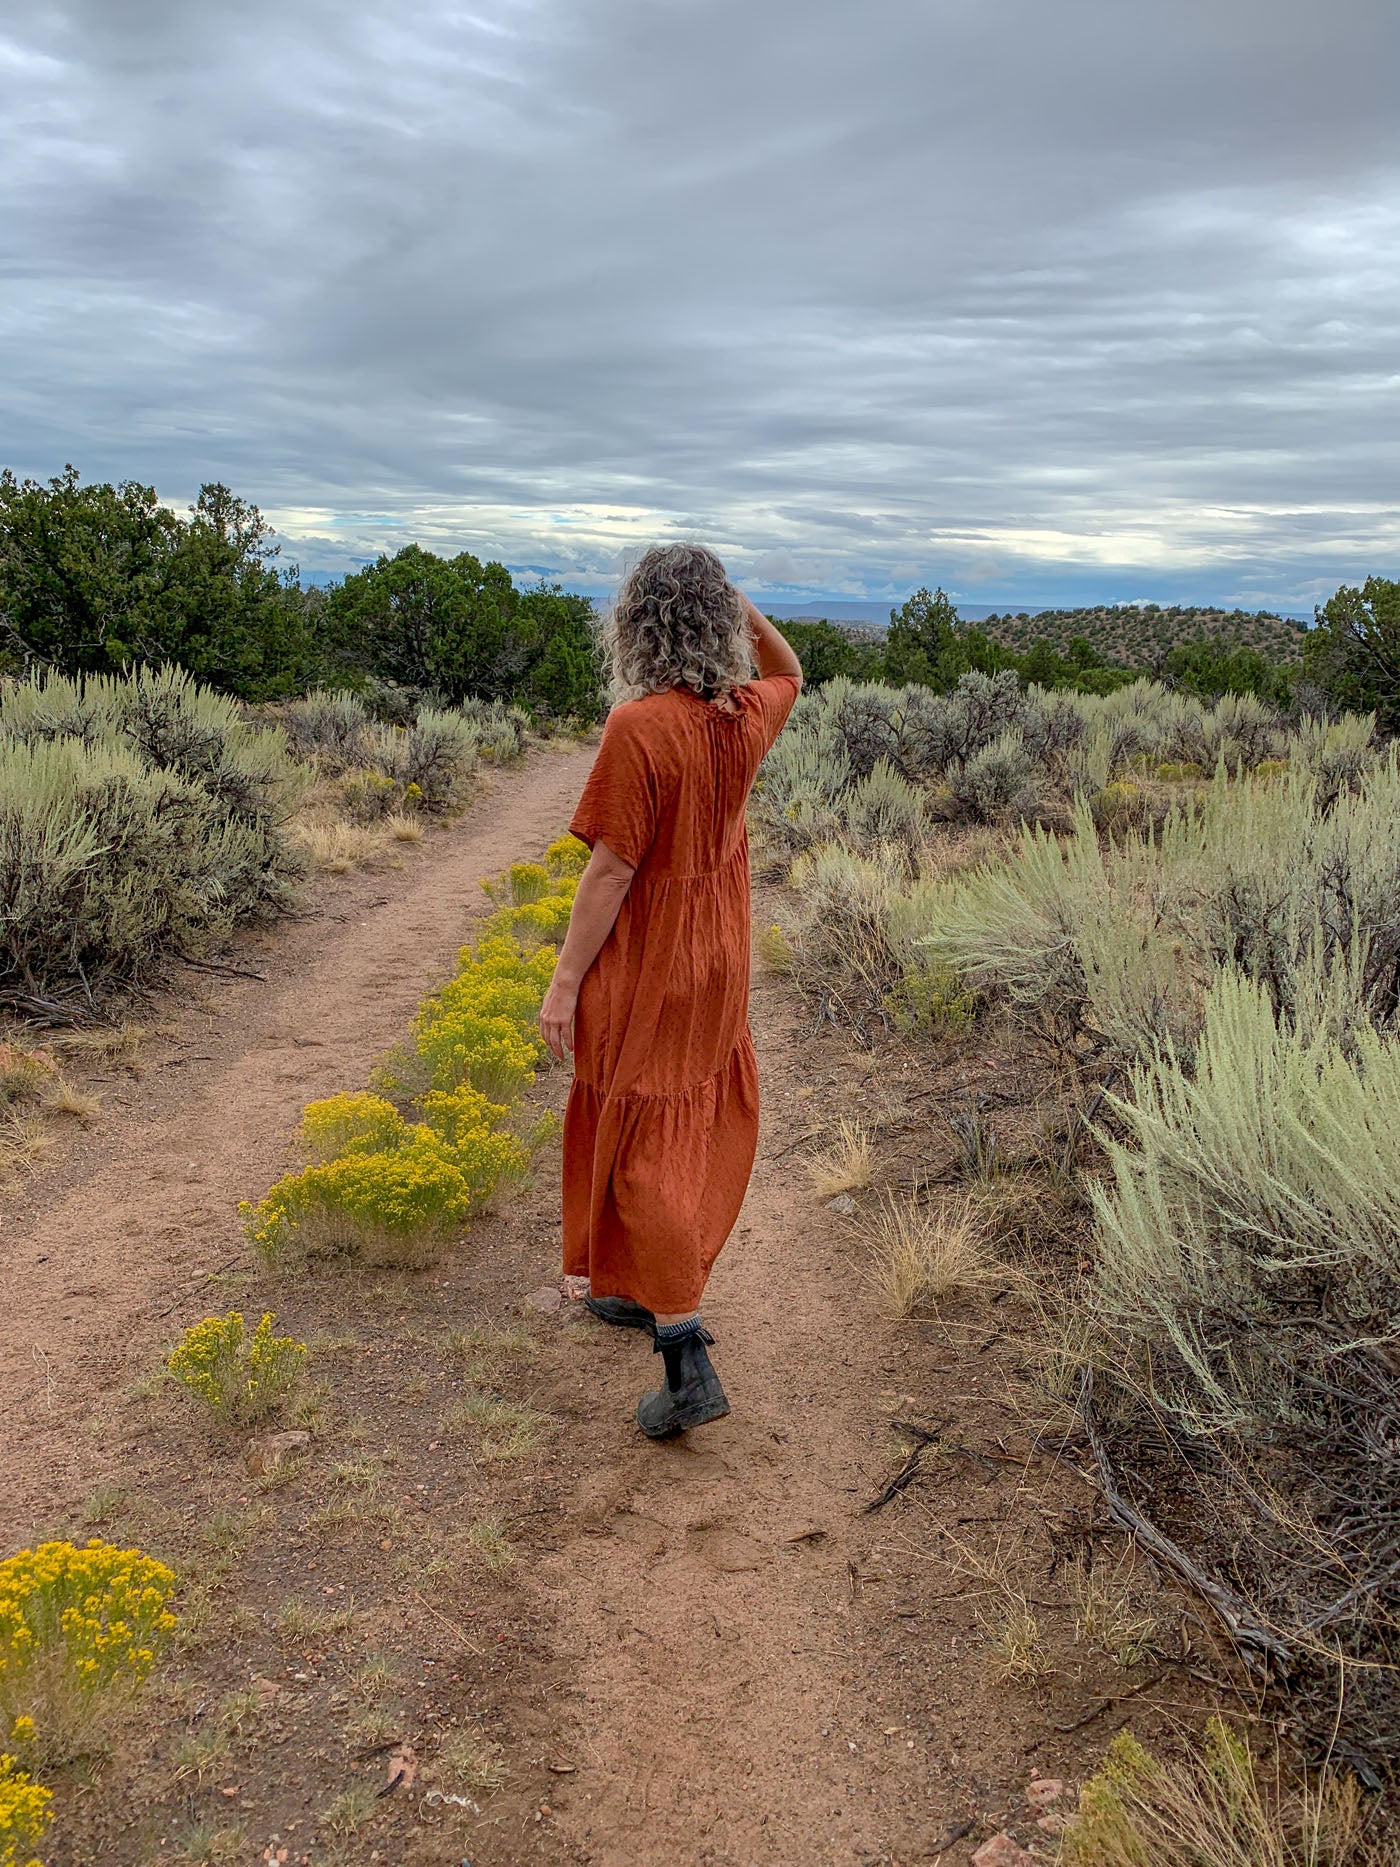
[243,1429,311,1476]
[1037,1813,1068,1834]
[1027,1777,1063,1808]
[971,1837,1035,1867]
[526,1285,562,1313]
[825,1193,858,1216]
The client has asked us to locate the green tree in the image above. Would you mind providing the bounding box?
[1162,636,1293,707]
[513,583,602,720]
[323,550,603,716]
[781,619,883,686]
[0,466,314,696]
[0,465,175,673]
[324,545,511,696]
[882,586,963,688]
[155,484,315,697]
[1302,577,1400,726]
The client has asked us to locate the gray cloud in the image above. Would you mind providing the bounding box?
[2,0,1397,611]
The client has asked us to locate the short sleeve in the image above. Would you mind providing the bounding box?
[743,672,801,754]
[568,706,659,872]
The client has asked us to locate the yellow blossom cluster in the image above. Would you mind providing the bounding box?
[240,836,585,1268]
[167,1311,307,1425]
[0,1741,50,1867]
[0,1541,177,1767]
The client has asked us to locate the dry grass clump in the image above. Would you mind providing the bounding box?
[446,1323,530,1385]
[1066,1551,1158,1668]
[287,806,389,875]
[807,1118,874,1197]
[987,1596,1051,1685]
[756,922,795,972]
[860,1192,993,1318]
[462,1515,513,1572]
[950,1534,1053,1685]
[0,1108,52,1180]
[1060,1721,1396,1867]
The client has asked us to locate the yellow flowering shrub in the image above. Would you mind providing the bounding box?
[0,1745,50,1867]
[412,937,554,1098]
[0,1541,176,1764]
[545,834,589,880]
[167,1312,306,1424]
[242,842,574,1269]
[476,876,576,946]
[299,1092,406,1163]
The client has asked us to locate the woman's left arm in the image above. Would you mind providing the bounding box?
[539,839,636,1060]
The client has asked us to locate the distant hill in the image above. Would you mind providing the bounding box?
[980,604,1309,668]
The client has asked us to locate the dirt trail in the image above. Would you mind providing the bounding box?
[523,963,966,1866]
[0,744,596,1539]
[2,747,1190,1867]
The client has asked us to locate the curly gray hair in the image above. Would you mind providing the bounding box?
[600,544,753,704]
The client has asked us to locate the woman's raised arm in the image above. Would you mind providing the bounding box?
[738,594,803,689]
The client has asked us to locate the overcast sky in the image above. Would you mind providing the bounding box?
[3,1,1397,613]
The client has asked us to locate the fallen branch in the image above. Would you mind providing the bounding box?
[177,954,267,982]
[1075,1370,1294,1676]
[1053,1671,1165,1733]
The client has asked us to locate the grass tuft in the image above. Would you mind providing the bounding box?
[807,1117,874,1197]
[860,1192,993,1318]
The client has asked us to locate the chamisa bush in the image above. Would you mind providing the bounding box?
[0,1741,51,1867]
[0,666,308,1008]
[167,1311,307,1425]
[0,1540,177,1765]
[241,835,585,1268]
[1061,1720,1396,1867]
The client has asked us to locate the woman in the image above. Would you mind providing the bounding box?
[538,544,803,1438]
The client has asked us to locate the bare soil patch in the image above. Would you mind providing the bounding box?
[2,756,1230,1867]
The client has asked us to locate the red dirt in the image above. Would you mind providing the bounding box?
[1,745,1218,1867]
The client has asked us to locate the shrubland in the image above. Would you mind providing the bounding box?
[759,669,1400,1774]
[0,666,307,1013]
[0,665,525,1014]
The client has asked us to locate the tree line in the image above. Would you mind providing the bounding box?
[2,466,1395,725]
[0,467,602,719]
[785,580,1400,721]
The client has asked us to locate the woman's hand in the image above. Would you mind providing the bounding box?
[540,975,580,1061]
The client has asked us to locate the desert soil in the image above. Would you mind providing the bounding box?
[1,744,1223,1867]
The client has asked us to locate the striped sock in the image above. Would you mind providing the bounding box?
[654,1315,705,1345]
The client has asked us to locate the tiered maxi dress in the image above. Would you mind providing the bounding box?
[562,673,801,1315]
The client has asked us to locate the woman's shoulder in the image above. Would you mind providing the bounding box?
[602,690,686,735]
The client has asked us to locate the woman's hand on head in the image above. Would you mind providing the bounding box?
[539,976,579,1062]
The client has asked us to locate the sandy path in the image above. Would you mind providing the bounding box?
[0,743,596,1544]
[525,963,952,1866]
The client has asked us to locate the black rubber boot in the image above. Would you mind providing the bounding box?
[583,1294,656,1335]
[636,1327,729,1438]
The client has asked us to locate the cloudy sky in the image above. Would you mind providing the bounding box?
[3,1,1397,614]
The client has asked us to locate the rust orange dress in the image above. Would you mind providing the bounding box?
[562,674,801,1314]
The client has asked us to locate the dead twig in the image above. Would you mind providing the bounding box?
[177,955,267,982]
[1073,1369,1294,1676]
[1053,1671,1165,1733]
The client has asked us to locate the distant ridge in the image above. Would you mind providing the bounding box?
[764,599,1311,664]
